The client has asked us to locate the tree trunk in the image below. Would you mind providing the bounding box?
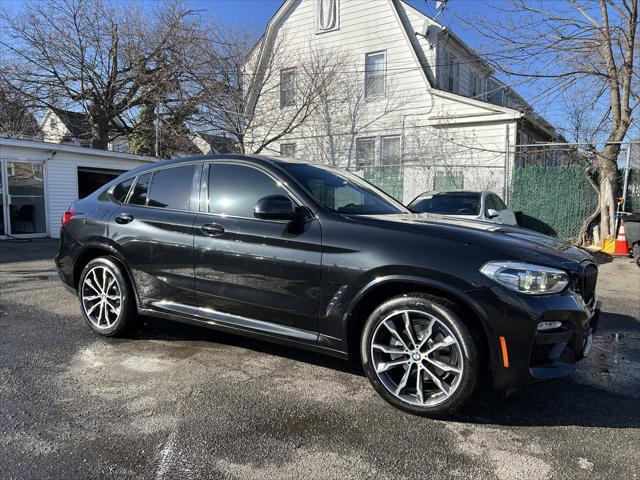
[597,143,621,239]
[91,116,111,150]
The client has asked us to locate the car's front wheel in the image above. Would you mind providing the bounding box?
[361,294,479,417]
[78,257,137,336]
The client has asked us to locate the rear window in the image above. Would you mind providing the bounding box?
[111,177,134,203]
[128,173,152,206]
[410,193,481,215]
[147,165,196,210]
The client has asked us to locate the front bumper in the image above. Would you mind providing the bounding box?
[467,286,600,390]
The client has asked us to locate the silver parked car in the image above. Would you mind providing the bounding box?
[408,190,518,226]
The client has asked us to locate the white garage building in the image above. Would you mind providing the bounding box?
[0,138,156,239]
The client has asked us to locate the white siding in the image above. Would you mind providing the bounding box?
[0,139,155,238]
[246,0,524,203]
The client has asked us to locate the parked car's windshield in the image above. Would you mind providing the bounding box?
[410,192,481,215]
[280,163,408,215]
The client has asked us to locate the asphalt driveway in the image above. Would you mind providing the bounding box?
[1,239,639,479]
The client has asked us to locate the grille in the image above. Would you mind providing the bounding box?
[578,263,598,304]
[530,344,555,367]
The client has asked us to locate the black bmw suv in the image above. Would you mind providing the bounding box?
[56,155,599,416]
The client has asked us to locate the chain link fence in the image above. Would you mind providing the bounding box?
[342,142,640,244]
[345,164,506,205]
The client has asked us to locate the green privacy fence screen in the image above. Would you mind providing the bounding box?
[626,169,640,213]
[510,165,640,243]
[362,165,404,201]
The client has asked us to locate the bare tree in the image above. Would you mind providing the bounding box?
[0,81,41,138]
[0,0,206,149]
[468,0,638,242]
[191,28,347,155]
[303,60,408,167]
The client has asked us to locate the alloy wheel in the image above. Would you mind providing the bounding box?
[370,308,464,407]
[81,266,122,329]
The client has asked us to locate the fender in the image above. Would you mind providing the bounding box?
[340,274,499,362]
[73,239,142,306]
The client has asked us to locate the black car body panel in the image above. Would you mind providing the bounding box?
[56,154,599,391]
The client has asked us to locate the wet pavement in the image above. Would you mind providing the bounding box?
[1,239,639,479]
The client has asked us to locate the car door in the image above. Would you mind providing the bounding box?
[193,162,322,334]
[109,163,201,309]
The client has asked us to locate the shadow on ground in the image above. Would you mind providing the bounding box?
[131,311,640,430]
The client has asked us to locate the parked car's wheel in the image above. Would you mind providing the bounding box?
[633,243,640,267]
[361,294,479,417]
[78,257,137,336]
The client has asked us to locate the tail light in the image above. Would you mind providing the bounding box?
[61,211,75,226]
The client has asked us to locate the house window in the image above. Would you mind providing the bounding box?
[447,52,459,93]
[380,136,401,166]
[280,68,296,108]
[469,72,483,98]
[317,0,339,32]
[356,138,376,169]
[280,143,296,157]
[440,49,459,93]
[486,78,504,105]
[365,51,386,98]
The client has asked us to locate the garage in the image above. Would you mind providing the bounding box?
[77,167,126,199]
[0,137,156,239]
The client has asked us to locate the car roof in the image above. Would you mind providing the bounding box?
[408,190,485,206]
[431,190,483,195]
[120,154,318,178]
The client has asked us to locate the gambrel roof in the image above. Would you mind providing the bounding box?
[248,0,559,136]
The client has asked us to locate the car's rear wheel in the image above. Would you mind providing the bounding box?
[78,257,137,336]
[633,243,640,267]
[361,294,479,417]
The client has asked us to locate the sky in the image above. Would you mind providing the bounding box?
[2,0,637,140]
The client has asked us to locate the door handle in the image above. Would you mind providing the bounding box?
[115,213,134,224]
[200,223,225,237]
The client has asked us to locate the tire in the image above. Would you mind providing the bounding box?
[633,244,640,267]
[77,257,137,337]
[360,294,479,417]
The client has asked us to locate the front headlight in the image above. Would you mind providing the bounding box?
[480,261,569,295]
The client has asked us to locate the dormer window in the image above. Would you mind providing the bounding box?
[317,0,339,32]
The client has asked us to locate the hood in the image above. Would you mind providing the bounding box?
[346,213,593,271]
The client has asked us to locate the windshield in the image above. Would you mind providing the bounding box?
[410,193,481,215]
[280,163,408,215]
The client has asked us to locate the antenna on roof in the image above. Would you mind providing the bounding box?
[433,0,448,20]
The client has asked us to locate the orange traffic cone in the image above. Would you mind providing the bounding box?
[613,220,632,256]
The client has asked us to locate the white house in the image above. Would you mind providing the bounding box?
[0,137,156,239]
[246,0,560,202]
[40,108,130,153]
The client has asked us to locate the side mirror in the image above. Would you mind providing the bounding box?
[254,195,301,221]
[487,208,500,219]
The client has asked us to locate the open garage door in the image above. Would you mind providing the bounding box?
[77,167,126,198]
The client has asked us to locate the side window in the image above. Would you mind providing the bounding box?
[492,194,507,211]
[128,172,152,206]
[280,68,296,108]
[280,143,296,158]
[484,194,496,214]
[147,165,196,210]
[111,177,134,203]
[356,138,375,169]
[208,164,290,218]
[365,51,386,98]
